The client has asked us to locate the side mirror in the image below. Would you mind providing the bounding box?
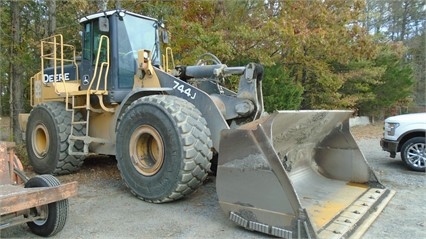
[162,30,169,44]
[99,17,109,32]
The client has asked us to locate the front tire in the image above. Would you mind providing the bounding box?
[116,95,212,203]
[25,175,69,237]
[401,137,425,172]
[26,102,85,175]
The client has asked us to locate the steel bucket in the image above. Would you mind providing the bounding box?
[216,110,394,238]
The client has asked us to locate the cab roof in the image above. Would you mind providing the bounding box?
[78,9,158,24]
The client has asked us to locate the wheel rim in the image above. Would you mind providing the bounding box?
[33,205,48,225]
[129,125,164,176]
[32,124,49,158]
[406,142,426,169]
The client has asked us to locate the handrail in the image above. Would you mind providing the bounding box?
[88,35,110,93]
[30,75,34,107]
[39,34,79,101]
[163,47,175,73]
[36,34,111,112]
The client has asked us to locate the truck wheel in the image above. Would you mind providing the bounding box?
[401,137,425,172]
[24,175,69,237]
[26,102,85,175]
[116,95,213,203]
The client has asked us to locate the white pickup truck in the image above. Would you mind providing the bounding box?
[380,112,426,171]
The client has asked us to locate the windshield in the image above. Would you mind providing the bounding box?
[117,14,161,88]
[119,14,160,63]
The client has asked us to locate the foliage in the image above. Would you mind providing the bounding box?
[339,42,414,116]
[263,65,303,112]
[365,0,425,41]
[0,0,421,127]
[365,0,425,107]
[369,44,414,112]
[406,32,426,106]
[0,1,12,116]
[338,60,384,111]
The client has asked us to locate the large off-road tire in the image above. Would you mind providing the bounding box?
[25,175,69,237]
[26,102,85,175]
[401,137,425,172]
[116,95,213,203]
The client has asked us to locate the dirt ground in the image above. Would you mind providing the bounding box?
[1,123,425,238]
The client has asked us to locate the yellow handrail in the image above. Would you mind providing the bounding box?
[88,35,110,93]
[39,34,79,97]
[163,47,175,73]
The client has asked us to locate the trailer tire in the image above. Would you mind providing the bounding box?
[26,102,85,175]
[25,175,69,237]
[116,95,212,203]
[401,137,426,172]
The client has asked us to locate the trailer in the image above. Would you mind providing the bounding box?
[0,141,77,237]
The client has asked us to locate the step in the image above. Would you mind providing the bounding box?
[72,105,88,109]
[69,90,108,96]
[71,121,87,125]
[68,151,97,157]
[71,105,103,113]
[68,135,110,144]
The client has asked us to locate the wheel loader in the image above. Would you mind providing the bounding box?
[18,9,394,238]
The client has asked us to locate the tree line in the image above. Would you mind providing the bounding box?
[1,0,424,142]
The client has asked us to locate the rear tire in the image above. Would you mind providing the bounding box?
[25,175,69,237]
[401,137,425,172]
[26,102,85,175]
[116,95,212,203]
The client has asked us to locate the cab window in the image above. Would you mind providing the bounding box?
[82,20,108,65]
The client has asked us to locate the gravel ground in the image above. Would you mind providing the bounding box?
[359,138,425,239]
[1,126,425,239]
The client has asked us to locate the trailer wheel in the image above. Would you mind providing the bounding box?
[116,95,212,203]
[26,102,85,175]
[24,175,69,237]
[401,137,426,172]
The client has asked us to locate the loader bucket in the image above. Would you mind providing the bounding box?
[216,110,394,239]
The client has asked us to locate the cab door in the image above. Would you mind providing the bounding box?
[80,18,109,91]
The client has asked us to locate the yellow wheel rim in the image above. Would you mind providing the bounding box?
[129,125,164,176]
[32,124,49,158]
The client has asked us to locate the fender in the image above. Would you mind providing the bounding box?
[396,129,426,151]
[154,68,229,151]
[111,87,172,140]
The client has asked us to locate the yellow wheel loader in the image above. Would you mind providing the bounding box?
[19,9,394,238]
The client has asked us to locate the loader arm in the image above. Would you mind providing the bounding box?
[154,63,264,151]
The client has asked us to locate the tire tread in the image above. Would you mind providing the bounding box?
[27,102,85,175]
[117,95,212,203]
[25,175,69,237]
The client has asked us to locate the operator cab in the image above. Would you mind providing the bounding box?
[79,10,163,103]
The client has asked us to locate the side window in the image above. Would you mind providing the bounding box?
[82,21,108,66]
[117,18,135,89]
[82,23,91,61]
[93,20,108,65]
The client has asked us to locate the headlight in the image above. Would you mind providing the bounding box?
[386,122,400,136]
